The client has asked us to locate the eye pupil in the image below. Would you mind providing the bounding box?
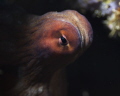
[61,36,67,45]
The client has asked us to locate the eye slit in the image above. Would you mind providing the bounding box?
[60,36,68,45]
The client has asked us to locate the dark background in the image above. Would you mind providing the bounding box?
[0,0,120,96]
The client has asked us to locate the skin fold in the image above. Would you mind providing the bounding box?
[0,8,93,96]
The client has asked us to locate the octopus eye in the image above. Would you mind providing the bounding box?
[60,36,68,45]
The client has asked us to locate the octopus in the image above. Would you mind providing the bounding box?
[0,7,93,96]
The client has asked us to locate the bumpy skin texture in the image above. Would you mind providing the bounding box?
[0,9,93,96]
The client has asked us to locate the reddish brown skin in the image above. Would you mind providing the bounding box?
[0,9,93,96]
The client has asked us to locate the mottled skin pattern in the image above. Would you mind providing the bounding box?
[0,9,93,96]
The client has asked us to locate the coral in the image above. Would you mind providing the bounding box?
[77,0,120,37]
[104,8,120,37]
